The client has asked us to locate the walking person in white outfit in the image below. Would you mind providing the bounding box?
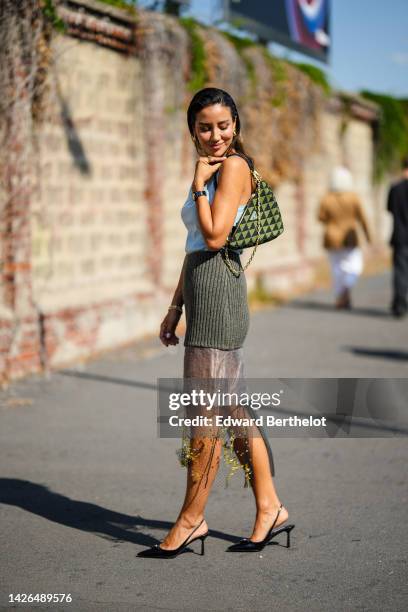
[318,166,372,309]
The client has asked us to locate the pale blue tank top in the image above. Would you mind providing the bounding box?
[181,171,245,254]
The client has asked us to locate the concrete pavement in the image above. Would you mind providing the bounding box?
[0,272,407,611]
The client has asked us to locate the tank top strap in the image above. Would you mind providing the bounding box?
[226,152,254,171]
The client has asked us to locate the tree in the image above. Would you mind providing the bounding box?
[164,0,181,15]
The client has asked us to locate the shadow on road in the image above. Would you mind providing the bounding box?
[57,370,179,394]
[0,479,238,548]
[56,372,408,435]
[58,369,159,390]
[344,347,408,361]
[286,300,390,319]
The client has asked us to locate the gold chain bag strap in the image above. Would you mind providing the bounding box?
[217,154,284,277]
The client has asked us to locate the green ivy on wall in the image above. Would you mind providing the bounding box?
[261,49,288,108]
[40,0,66,32]
[360,90,408,179]
[222,32,257,96]
[179,17,208,92]
[96,0,138,12]
[289,61,331,96]
[42,0,138,30]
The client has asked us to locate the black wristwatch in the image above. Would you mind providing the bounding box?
[192,190,207,201]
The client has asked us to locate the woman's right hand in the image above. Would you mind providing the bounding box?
[193,155,227,190]
[159,309,182,347]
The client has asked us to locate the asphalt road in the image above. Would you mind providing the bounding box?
[0,273,407,611]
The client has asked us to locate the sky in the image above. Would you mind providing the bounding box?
[153,0,408,98]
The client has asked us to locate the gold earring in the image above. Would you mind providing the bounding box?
[233,130,237,136]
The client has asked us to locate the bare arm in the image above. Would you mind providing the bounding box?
[194,156,248,250]
[317,197,329,223]
[159,256,186,347]
[169,255,187,308]
[355,199,372,243]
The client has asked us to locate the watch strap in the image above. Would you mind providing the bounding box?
[193,190,207,201]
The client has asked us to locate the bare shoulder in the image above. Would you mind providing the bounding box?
[218,155,250,181]
[222,155,249,170]
[319,193,331,206]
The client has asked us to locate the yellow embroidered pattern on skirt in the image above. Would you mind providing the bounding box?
[176,424,253,488]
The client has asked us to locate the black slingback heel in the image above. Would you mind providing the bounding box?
[227,503,295,552]
[137,519,209,559]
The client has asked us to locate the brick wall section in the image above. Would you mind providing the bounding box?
[0,3,388,382]
[30,34,160,368]
[0,4,43,382]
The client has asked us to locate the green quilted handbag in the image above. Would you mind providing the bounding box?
[219,156,284,277]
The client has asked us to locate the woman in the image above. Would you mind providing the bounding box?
[138,88,294,558]
[318,166,372,309]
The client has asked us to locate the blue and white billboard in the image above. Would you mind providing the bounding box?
[228,0,331,63]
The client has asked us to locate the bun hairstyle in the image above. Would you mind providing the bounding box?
[330,166,354,192]
[187,87,253,165]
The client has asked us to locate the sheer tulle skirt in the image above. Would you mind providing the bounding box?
[177,346,275,487]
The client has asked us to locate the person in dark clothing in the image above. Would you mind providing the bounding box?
[387,156,408,318]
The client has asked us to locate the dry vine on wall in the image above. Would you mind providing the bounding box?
[0,0,59,379]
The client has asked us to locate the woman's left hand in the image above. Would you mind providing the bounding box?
[193,155,227,190]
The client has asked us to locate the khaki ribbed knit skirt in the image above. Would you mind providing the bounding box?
[178,249,275,485]
[183,249,249,350]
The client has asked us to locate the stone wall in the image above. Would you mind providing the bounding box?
[0,1,388,382]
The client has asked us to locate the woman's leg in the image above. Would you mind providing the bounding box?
[337,247,363,308]
[161,346,227,550]
[233,435,289,541]
[160,435,221,549]
[328,250,343,301]
[329,249,353,308]
[343,247,363,296]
